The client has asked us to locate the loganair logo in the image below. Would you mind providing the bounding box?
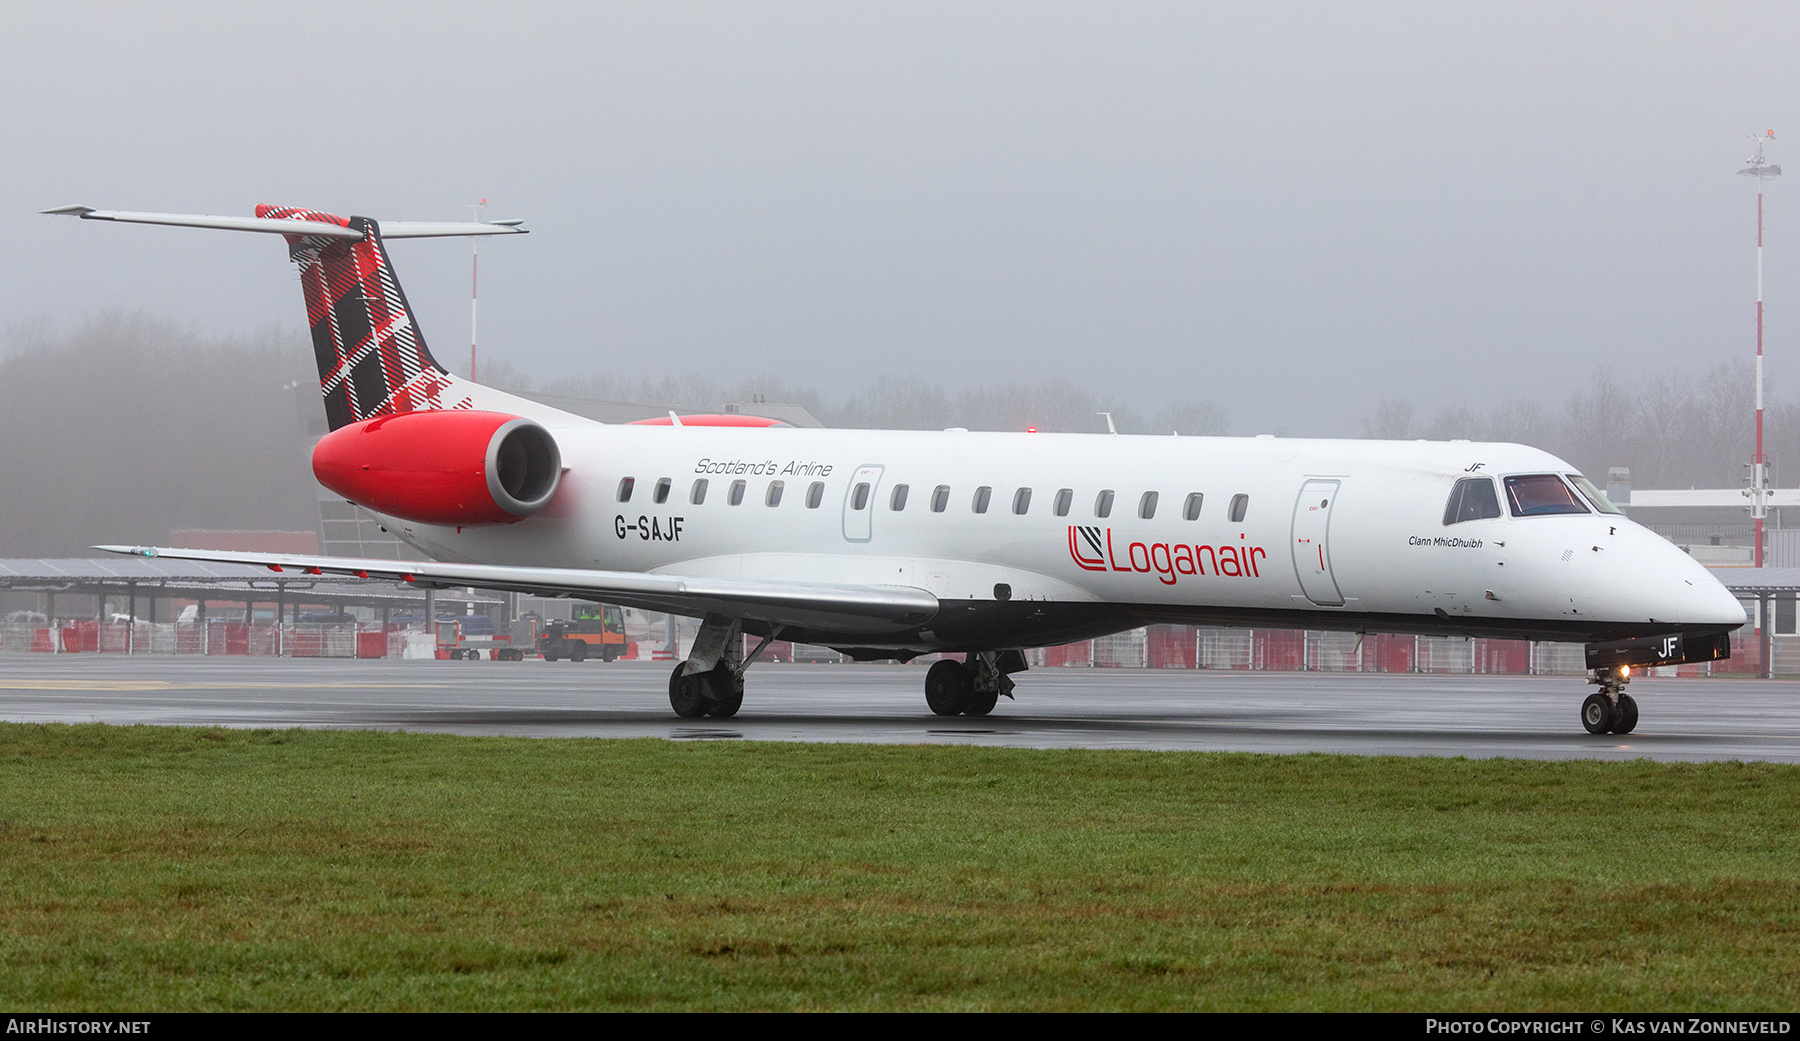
[1068,526,1267,586]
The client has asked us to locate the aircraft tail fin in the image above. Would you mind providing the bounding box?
[42,203,530,430]
[257,205,457,429]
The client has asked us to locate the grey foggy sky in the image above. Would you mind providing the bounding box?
[4,2,1798,435]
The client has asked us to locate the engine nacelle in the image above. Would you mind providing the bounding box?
[312,410,562,526]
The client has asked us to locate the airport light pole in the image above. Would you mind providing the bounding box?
[469,198,486,383]
[1740,134,1780,568]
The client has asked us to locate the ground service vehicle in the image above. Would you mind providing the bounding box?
[436,617,522,661]
[539,605,627,662]
[50,203,1746,731]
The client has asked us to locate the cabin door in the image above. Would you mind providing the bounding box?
[1291,479,1345,607]
[842,464,885,542]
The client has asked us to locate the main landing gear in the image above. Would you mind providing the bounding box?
[1581,666,1640,735]
[925,651,1028,717]
[667,614,783,719]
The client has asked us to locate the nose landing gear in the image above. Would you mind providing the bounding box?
[1581,668,1639,735]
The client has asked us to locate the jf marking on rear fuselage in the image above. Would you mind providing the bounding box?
[44,202,1745,734]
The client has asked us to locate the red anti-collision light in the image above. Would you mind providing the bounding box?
[312,410,562,526]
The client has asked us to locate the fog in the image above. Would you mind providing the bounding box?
[5,3,1800,438]
[0,316,318,557]
[2,316,1791,557]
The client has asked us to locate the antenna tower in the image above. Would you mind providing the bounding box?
[1740,134,1781,567]
[471,197,486,381]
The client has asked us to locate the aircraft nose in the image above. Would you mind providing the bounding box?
[1678,578,1748,627]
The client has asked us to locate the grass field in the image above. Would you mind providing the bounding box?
[0,723,1796,1011]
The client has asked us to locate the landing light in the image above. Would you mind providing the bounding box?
[1620,665,1630,678]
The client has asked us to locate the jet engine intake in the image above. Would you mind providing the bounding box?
[312,410,563,526]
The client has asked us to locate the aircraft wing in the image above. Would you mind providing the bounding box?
[94,546,938,633]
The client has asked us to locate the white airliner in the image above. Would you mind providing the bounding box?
[45,204,1747,734]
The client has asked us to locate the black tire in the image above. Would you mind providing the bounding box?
[962,685,1000,716]
[925,659,970,716]
[570,643,588,663]
[1581,692,1616,735]
[1612,693,1639,734]
[669,664,711,718]
[543,652,559,662]
[708,688,744,718]
[602,649,618,662]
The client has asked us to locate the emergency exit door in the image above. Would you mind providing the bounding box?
[842,464,884,542]
[1291,479,1344,607]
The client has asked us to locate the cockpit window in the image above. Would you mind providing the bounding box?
[1503,474,1590,517]
[1447,479,1504,525]
[1566,473,1624,515]
[1443,477,1502,525]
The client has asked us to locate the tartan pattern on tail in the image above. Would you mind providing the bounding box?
[256,204,472,430]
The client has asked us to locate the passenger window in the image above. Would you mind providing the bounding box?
[1054,488,1073,517]
[1183,492,1203,521]
[806,482,825,509]
[891,484,910,511]
[653,478,671,505]
[851,482,871,510]
[973,486,992,514]
[616,477,635,503]
[1138,491,1159,520]
[690,478,708,505]
[1566,474,1624,515]
[1504,474,1589,517]
[1095,489,1115,518]
[1228,494,1249,523]
[1443,477,1502,525]
[766,481,784,507]
[931,485,950,513]
[729,479,746,506]
[1013,488,1032,515]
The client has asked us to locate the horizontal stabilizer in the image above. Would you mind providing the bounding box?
[41,206,527,239]
[94,546,940,633]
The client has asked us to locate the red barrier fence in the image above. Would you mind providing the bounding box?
[1033,627,1602,676]
[0,617,1768,676]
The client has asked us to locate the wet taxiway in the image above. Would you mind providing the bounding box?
[1,656,1796,762]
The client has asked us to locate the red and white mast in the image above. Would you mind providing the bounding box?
[1740,134,1780,568]
[471,195,486,381]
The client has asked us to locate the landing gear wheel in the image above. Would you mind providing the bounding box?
[925,659,971,716]
[708,687,744,718]
[1612,693,1639,734]
[1581,692,1617,735]
[669,665,712,718]
[962,685,1000,716]
[570,643,588,663]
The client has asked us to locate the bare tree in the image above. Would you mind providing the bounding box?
[1361,399,1416,440]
